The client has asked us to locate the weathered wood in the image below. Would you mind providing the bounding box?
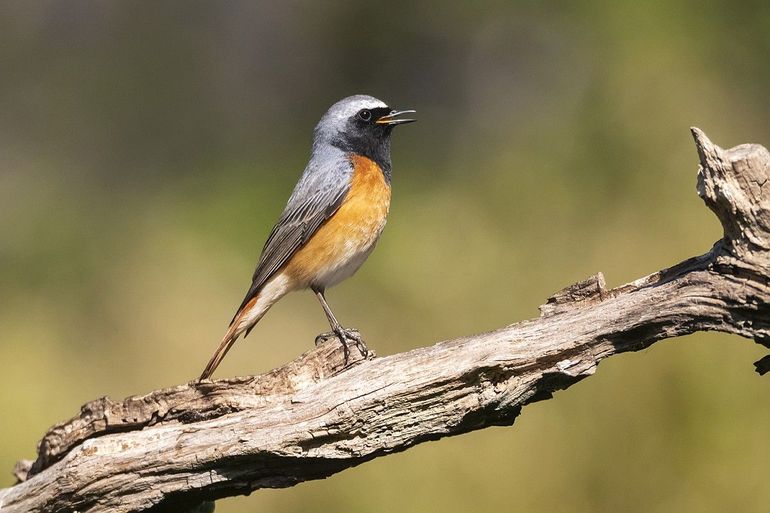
[1,128,768,513]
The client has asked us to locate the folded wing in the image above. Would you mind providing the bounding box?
[231,159,353,323]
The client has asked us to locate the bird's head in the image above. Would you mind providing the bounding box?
[312,95,415,170]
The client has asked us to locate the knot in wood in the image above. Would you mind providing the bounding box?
[692,127,770,269]
[539,273,607,316]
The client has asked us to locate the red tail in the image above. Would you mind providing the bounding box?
[198,297,259,380]
[198,323,241,380]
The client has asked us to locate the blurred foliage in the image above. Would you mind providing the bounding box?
[1,1,770,512]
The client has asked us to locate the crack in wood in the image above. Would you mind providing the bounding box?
[1,128,769,513]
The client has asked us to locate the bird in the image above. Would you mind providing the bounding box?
[199,95,416,380]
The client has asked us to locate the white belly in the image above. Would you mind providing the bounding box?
[311,230,383,288]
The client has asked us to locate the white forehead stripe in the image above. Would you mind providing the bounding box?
[355,99,388,110]
[324,96,388,121]
[314,95,390,143]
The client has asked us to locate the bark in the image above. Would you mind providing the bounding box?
[1,128,768,513]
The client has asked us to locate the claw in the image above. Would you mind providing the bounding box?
[315,331,334,346]
[315,328,369,363]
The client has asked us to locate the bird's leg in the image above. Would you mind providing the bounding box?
[312,288,368,362]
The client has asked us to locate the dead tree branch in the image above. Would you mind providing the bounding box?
[1,128,769,513]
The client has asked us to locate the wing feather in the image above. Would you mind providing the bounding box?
[231,159,352,322]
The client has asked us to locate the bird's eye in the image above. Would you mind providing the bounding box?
[358,109,372,122]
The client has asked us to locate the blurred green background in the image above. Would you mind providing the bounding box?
[2,1,770,512]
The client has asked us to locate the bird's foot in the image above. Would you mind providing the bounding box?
[315,327,369,363]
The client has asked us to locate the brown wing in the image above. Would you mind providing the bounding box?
[230,171,351,324]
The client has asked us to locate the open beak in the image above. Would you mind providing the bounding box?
[375,109,417,126]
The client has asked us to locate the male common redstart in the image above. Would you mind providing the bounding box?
[199,95,415,380]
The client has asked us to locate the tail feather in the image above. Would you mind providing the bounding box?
[199,295,259,381]
[198,323,242,380]
[198,273,293,380]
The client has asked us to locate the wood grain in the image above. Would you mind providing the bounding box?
[1,128,768,513]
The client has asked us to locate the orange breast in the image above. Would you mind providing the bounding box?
[283,155,391,287]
